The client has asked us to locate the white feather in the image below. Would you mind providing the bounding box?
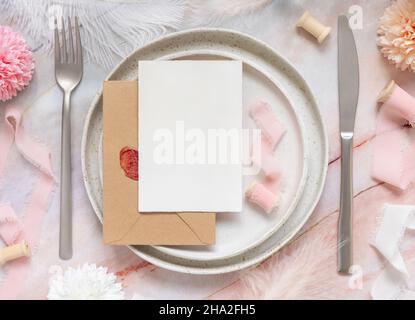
[0,0,187,69]
[0,0,271,69]
[186,0,272,27]
[238,231,338,299]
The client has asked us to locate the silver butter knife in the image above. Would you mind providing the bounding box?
[337,15,359,274]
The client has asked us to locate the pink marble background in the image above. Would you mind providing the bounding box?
[2,0,415,299]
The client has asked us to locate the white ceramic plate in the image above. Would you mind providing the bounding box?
[96,51,308,260]
[82,28,328,274]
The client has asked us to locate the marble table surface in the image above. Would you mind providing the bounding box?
[2,0,415,299]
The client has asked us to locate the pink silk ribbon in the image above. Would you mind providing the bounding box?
[249,101,285,151]
[372,99,415,190]
[247,102,285,212]
[249,101,285,183]
[0,204,23,245]
[0,105,55,299]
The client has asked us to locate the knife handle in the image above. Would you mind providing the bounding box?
[338,132,353,274]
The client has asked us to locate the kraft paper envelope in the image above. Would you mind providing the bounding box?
[103,80,215,245]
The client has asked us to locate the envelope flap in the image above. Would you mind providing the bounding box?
[176,212,216,244]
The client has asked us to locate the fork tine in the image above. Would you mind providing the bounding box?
[61,17,67,63]
[67,17,74,63]
[54,17,60,63]
[74,16,82,65]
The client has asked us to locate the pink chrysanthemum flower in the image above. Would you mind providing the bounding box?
[378,0,415,72]
[0,26,34,102]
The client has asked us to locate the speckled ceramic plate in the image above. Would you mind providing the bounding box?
[96,51,308,261]
[81,28,328,274]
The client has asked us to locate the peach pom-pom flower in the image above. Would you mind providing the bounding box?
[0,26,34,102]
[378,0,415,72]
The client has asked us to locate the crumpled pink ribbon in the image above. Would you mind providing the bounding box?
[247,102,285,212]
[249,101,285,184]
[0,105,55,299]
[372,98,415,190]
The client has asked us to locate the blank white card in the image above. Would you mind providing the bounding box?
[138,60,242,212]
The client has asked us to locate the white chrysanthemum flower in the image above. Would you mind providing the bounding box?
[378,0,415,72]
[47,263,124,300]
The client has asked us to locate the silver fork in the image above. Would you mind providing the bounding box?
[54,17,83,260]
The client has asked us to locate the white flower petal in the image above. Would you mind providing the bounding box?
[47,263,125,300]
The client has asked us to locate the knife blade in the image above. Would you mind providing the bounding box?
[337,15,359,274]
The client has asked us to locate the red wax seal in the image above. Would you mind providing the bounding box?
[119,146,138,181]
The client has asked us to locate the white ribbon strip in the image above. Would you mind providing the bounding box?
[371,204,415,299]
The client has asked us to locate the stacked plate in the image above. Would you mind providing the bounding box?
[81,29,328,274]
